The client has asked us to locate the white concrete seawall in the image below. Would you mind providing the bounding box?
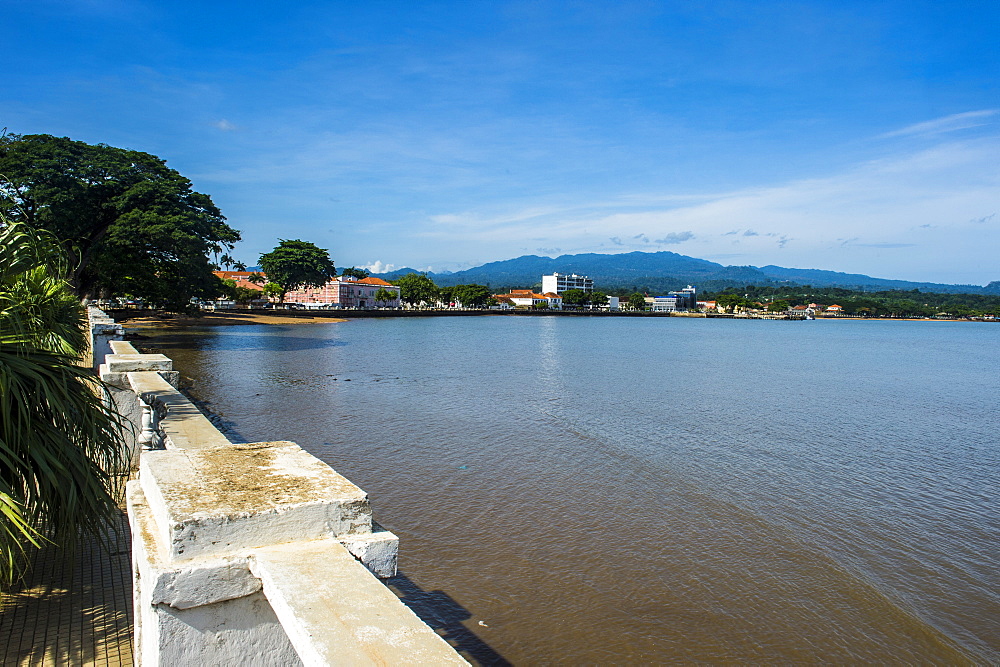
[88,307,467,666]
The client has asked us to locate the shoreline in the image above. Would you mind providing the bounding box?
[119,311,348,329]
[110,308,991,329]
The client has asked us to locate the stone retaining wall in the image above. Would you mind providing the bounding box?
[89,307,466,666]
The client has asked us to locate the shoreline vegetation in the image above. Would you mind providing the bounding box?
[113,308,990,330]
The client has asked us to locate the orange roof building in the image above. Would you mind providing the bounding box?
[213,270,265,291]
[284,275,400,308]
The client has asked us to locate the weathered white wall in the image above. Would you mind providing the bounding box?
[88,307,466,666]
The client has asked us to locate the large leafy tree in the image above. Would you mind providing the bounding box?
[0,133,240,308]
[561,288,588,308]
[373,287,396,307]
[589,291,608,309]
[453,284,492,308]
[258,239,336,303]
[0,220,130,584]
[394,273,439,308]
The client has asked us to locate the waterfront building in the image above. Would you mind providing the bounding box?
[541,272,593,294]
[646,285,697,312]
[212,270,265,292]
[284,276,401,308]
[497,289,563,309]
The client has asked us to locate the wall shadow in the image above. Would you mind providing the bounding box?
[386,571,511,666]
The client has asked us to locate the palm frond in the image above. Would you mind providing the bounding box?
[0,218,131,585]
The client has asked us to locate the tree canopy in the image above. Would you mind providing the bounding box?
[0,133,240,308]
[373,287,397,306]
[258,240,336,302]
[394,273,439,307]
[340,267,370,279]
[628,293,646,310]
[561,288,588,308]
[452,284,492,308]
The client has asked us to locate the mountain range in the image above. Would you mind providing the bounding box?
[376,251,1000,295]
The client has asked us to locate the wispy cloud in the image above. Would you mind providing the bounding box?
[655,231,694,244]
[213,119,238,131]
[406,132,999,282]
[879,110,998,139]
[840,239,915,248]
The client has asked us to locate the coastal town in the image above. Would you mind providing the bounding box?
[207,269,867,319]
[3,2,999,663]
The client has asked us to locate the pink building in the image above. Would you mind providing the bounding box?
[285,276,401,309]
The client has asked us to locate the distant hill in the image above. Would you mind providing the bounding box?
[375,251,997,295]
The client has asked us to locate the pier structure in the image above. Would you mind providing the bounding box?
[89,307,466,665]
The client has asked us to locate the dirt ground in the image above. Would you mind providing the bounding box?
[118,311,347,329]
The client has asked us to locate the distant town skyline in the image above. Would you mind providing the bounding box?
[3,1,998,285]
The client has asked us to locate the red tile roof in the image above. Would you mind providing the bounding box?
[213,271,264,291]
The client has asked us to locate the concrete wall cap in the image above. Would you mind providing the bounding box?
[106,353,173,372]
[141,442,373,560]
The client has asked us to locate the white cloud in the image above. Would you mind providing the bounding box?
[362,260,395,274]
[878,110,998,139]
[213,119,238,131]
[410,132,999,282]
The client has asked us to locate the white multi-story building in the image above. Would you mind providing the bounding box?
[542,272,594,294]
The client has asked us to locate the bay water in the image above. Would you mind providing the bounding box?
[142,316,999,664]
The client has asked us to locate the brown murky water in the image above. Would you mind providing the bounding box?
[141,316,999,664]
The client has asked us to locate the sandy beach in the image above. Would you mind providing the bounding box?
[117,311,347,329]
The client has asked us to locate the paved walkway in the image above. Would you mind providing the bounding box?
[0,515,133,666]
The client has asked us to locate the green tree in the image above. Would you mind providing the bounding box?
[373,287,396,307]
[262,283,284,302]
[767,299,790,312]
[232,261,247,272]
[438,285,456,307]
[341,267,370,279]
[246,272,266,286]
[258,240,336,303]
[0,220,130,584]
[628,293,646,311]
[716,293,748,313]
[394,273,439,308]
[561,289,588,308]
[219,279,257,307]
[453,284,492,308]
[0,133,240,308]
[589,291,608,309]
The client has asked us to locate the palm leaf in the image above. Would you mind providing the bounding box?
[0,218,131,585]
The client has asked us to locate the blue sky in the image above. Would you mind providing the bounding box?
[3,1,998,285]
